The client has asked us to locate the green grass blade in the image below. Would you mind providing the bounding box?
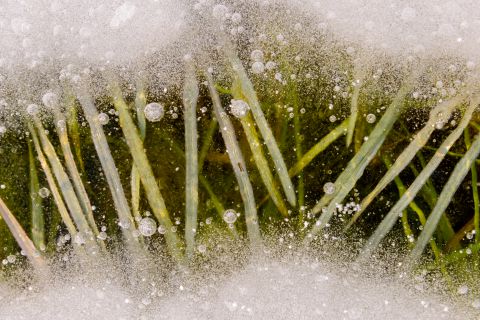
[183,63,199,259]
[308,82,412,236]
[31,119,99,254]
[28,139,45,250]
[347,96,463,229]
[241,113,289,217]
[159,131,238,237]
[225,47,296,206]
[131,87,147,223]
[206,73,262,247]
[76,86,140,247]
[111,85,184,263]
[0,196,46,271]
[346,71,364,147]
[357,98,478,261]
[54,111,100,237]
[29,125,80,244]
[198,118,218,174]
[289,118,349,177]
[384,155,442,262]
[408,131,480,265]
[411,154,454,244]
[465,128,480,244]
[66,99,85,174]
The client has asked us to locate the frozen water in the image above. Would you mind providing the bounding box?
[0,248,475,320]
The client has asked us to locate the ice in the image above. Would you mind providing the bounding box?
[0,249,474,320]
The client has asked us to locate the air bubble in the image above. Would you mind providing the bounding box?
[231,12,242,24]
[157,225,166,235]
[198,244,207,253]
[323,182,335,194]
[98,113,109,125]
[366,114,376,124]
[42,92,58,108]
[26,104,39,116]
[212,4,228,19]
[223,209,238,224]
[329,115,337,122]
[97,232,107,241]
[144,103,165,122]
[251,61,265,74]
[38,187,50,198]
[265,61,276,70]
[457,285,468,295]
[138,217,157,237]
[229,99,250,118]
[250,50,264,62]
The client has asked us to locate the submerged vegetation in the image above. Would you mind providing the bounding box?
[0,0,480,315]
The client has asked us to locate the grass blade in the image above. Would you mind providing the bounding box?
[29,125,81,246]
[75,85,140,248]
[131,87,147,222]
[346,69,364,147]
[289,118,349,177]
[347,95,464,229]
[159,132,238,237]
[54,111,100,237]
[31,119,99,254]
[206,73,262,247]
[28,139,45,250]
[241,113,289,217]
[408,131,480,265]
[357,97,478,261]
[308,81,412,237]
[183,63,199,259]
[111,85,184,263]
[0,196,46,271]
[465,128,480,244]
[225,46,296,206]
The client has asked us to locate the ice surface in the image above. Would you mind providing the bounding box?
[0,250,474,320]
[0,0,479,70]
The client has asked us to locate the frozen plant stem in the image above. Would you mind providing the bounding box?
[206,73,262,247]
[29,124,83,254]
[347,95,464,229]
[408,131,480,266]
[28,139,45,250]
[357,97,478,261]
[0,196,46,272]
[465,129,480,244]
[53,110,100,237]
[183,62,199,259]
[231,79,289,217]
[308,80,413,239]
[225,45,296,207]
[75,84,141,250]
[31,118,99,254]
[131,87,147,223]
[111,84,184,263]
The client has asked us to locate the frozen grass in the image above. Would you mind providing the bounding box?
[0,0,480,317]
